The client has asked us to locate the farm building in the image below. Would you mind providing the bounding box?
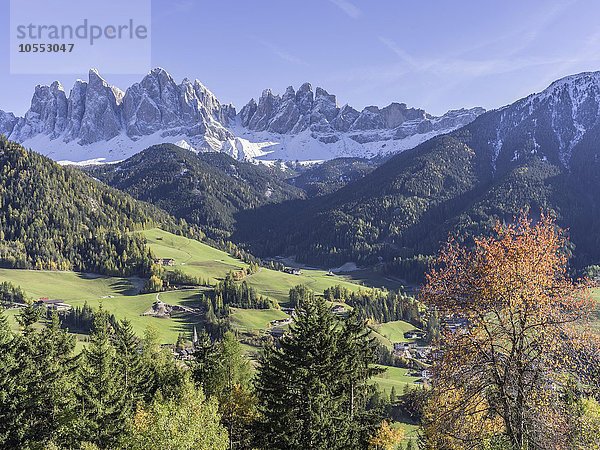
[35,298,72,312]
[154,258,176,266]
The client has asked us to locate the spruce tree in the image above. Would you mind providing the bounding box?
[256,296,377,450]
[1,308,77,449]
[337,310,383,448]
[141,325,187,400]
[192,329,217,387]
[0,308,17,448]
[76,309,129,448]
[114,319,150,404]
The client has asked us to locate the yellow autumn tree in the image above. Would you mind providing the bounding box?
[368,420,404,450]
[420,214,594,450]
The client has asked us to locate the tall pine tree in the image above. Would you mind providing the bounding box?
[114,319,151,405]
[0,308,17,448]
[256,296,380,449]
[76,308,129,448]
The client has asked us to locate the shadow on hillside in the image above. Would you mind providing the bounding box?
[75,273,143,296]
[170,311,204,337]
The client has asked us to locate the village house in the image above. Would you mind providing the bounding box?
[403,330,427,340]
[34,298,72,312]
[270,318,293,327]
[393,342,418,351]
[283,267,302,275]
[154,258,176,266]
[270,328,285,338]
[330,305,347,315]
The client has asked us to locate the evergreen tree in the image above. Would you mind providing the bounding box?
[337,311,383,448]
[192,329,217,387]
[141,325,187,400]
[1,308,77,449]
[76,309,129,448]
[193,331,255,450]
[256,296,379,449]
[114,319,150,405]
[389,387,397,405]
[0,308,17,448]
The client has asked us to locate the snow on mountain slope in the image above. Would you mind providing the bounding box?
[0,68,484,163]
[482,71,600,168]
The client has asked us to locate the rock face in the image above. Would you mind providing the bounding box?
[0,111,18,137]
[4,68,233,155]
[122,68,232,143]
[238,83,484,148]
[0,67,485,162]
[10,81,68,141]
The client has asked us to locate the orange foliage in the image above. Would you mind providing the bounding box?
[420,214,595,450]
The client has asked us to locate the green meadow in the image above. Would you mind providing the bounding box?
[371,365,421,393]
[0,228,429,400]
[372,320,420,344]
[229,307,289,332]
[142,228,365,304]
[0,228,367,343]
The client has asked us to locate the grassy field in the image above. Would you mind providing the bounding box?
[371,320,419,344]
[229,307,289,332]
[0,267,207,343]
[0,228,370,343]
[142,228,364,303]
[371,365,421,394]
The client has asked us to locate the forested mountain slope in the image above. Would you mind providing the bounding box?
[0,137,186,275]
[86,144,305,237]
[233,72,600,275]
[288,157,377,197]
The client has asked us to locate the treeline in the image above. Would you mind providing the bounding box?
[0,137,190,276]
[144,267,211,293]
[198,272,277,339]
[324,285,423,327]
[213,272,276,310]
[0,281,27,307]
[57,301,118,334]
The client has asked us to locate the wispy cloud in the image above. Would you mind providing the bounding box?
[375,0,581,83]
[375,0,579,78]
[329,0,362,19]
[257,39,309,66]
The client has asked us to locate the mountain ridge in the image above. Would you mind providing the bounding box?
[232,71,600,276]
[85,143,306,237]
[0,67,484,163]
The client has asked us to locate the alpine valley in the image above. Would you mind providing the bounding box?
[233,71,600,278]
[1,68,600,450]
[1,69,600,281]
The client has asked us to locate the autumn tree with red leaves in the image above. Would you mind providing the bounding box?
[419,214,597,450]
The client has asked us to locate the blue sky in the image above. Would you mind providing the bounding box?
[2,0,600,116]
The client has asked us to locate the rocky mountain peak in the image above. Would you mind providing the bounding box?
[0,67,485,163]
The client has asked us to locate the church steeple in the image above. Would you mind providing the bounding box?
[192,325,198,346]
